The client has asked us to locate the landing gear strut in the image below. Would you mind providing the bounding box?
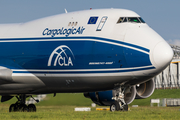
[9,95,36,112]
[110,87,128,112]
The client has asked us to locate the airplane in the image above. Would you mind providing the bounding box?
[0,8,173,112]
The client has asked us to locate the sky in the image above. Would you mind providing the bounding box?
[0,0,179,45]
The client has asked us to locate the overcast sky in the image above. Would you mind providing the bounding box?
[0,0,179,45]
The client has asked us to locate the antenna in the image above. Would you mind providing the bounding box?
[65,9,68,13]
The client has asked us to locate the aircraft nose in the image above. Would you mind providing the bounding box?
[152,41,173,68]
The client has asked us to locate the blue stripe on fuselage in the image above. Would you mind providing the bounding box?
[0,36,152,71]
[0,36,149,53]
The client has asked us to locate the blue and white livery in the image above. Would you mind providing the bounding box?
[0,8,173,112]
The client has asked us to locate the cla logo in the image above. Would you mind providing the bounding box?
[48,45,75,66]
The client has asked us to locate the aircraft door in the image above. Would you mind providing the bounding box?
[96,16,108,31]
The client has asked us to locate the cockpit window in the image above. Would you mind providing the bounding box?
[117,17,145,24]
[138,17,146,23]
[128,17,141,23]
[117,17,128,23]
[117,17,124,23]
[123,17,127,22]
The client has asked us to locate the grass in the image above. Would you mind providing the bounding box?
[37,93,93,106]
[0,106,180,120]
[1,93,93,106]
[2,89,180,107]
[1,89,180,119]
[130,89,180,106]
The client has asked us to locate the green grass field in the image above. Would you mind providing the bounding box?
[0,106,180,120]
[1,89,180,120]
[3,89,180,106]
[130,89,180,106]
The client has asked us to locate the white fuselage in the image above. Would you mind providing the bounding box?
[0,9,173,95]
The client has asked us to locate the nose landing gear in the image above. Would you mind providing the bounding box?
[110,87,128,112]
[9,95,37,112]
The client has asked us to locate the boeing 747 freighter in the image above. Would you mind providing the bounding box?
[0,8,173,112]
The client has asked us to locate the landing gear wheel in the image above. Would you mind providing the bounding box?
[8,95,37,112]
[23,104,28,112]
[9,104,17,112]
[28,104,36,112]
[110,104,116,112]
[111,87,130,112]
[110,102,120,112]
[18,103,25,112]
[123,104,128,111]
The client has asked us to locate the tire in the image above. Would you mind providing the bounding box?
[23,104,28,112]
[110,101,120,112]
[28,104,36,112]
[123,104,128,111]
[18,104,25,112]
[9,104,17,112]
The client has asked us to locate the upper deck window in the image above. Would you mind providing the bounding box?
[117,17,145,24]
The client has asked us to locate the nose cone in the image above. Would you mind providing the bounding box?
[152,41,173,68]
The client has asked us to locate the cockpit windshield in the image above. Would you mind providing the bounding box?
[117,17,145,24]
[138,17,145,23]
[128,17,141,23]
